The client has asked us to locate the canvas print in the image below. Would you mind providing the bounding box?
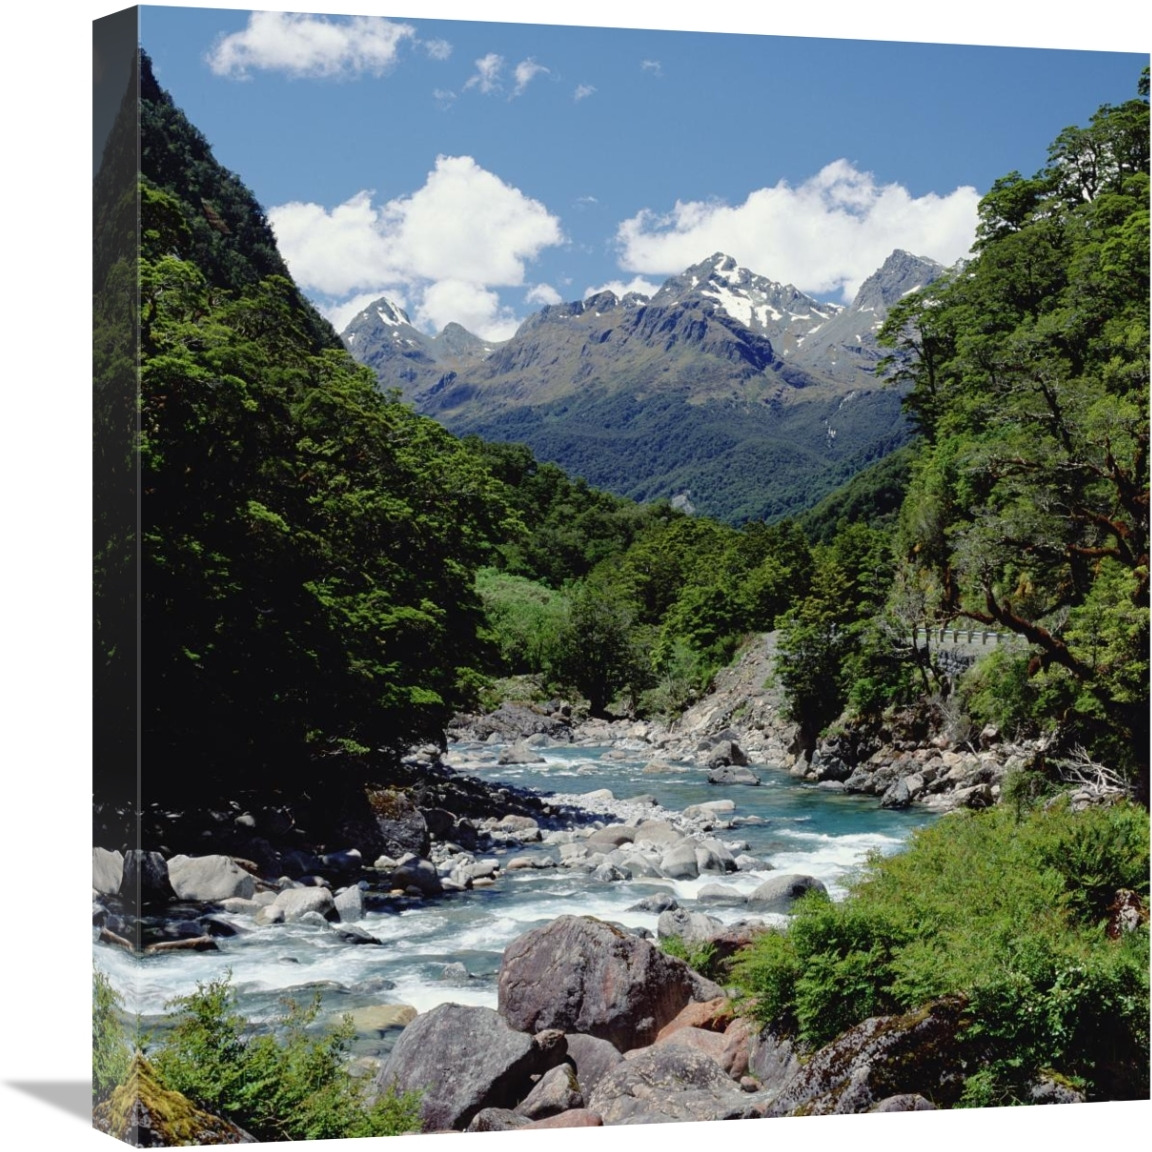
[92,5,1150,1144]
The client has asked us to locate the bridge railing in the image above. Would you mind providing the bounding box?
[910,625,1026,648]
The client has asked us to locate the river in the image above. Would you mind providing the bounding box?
[95,738,936,1062]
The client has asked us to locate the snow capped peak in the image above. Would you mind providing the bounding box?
[363,297,412,327]
[707,252,739,276]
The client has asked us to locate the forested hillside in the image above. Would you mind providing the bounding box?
[102,55,1149,813]
[872,68,1150,797]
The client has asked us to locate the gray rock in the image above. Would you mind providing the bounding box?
[746,873,827,913]
[366,789,430,858]
[167,855,255,903]
[766,997,969,1116]
[333,886,363,923]
[696,884,747,907]
[563,1033,625,1097]
[514,1063,583,1119]
[682,803,722,820]
[333,924,382,945]
[378,1003,567,1131]
[615,853,663,880]
[704,739,749,768]
[93,848,124,897]
[748,1027,801,1096]
[497,815,539,833]
[1028,1077,1086,1105]
[659,843,700,880]
[499,742,547,765]
[497,915,722,1052]
[707,765,761,786]
[391,857,443,896]
[588,1045,760,1124]
[626,894,680,914]
[466,1109,530,1132]
[880,777,912,809]
[587,826,636,850]
[656,907,723,946]
[259,886,334,925]
[119,850,174,904]
[872,1094,938,1111]
[698,837,737,871]
[632,821,685,850]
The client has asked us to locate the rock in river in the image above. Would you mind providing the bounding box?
[377,1003,567,1131]
[497,915,722,1052]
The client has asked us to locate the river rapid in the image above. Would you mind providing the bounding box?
[96,738,936,1062]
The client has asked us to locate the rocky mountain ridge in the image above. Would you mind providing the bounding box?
[342,250,945,522]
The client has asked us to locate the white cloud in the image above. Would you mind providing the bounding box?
[513,58,549,96]
[268,191,401,295]
[616,160,979,301]
[432,88,456,110]
[585,276,660,300]
[269,156,565,341]
[207,12,414,79]
[417,281,523,341]
[422,39,452,61]
[574,84,596,101]
[640,59,662,76]
[464,52,504,94]
[526,283,563,307]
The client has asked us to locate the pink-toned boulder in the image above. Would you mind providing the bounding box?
[498,915,723,1052]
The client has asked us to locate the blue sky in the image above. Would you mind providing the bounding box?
[136,7,1146,339]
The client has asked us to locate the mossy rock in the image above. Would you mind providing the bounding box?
[93,1055,254,1145]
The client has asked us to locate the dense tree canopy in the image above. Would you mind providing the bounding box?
[877,73,1149,792]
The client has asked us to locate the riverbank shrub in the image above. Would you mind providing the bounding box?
[93,967,132,1103]
[658,935,720,980]
[153,974,421,1140]
[732,798,1150,1102]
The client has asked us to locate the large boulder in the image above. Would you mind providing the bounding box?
[93,848,124,897]
[166,855,254,903]
[746,873,827,913]
[365,789,430,858]
[587,1045,760,1124]
[513,1063,583,1119]
[119,850,175,904]
[707,765,760,786]
[562,1033,625,1097]
[656,907,723,947]
[703,739,749,768]
[377,1004,567,1131]
[258,886,334,925]
[747,1026,801,1097]
[497,915,723,1052]
[659,843,700,880]
[390,856,443,896]
[765,997,970,1116]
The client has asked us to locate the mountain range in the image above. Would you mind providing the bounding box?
[342,249,944,522]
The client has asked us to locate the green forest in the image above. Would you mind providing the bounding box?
[94,51,1148,1130]
[94,53,1149,806]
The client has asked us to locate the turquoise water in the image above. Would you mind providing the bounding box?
[98,740,937,1059]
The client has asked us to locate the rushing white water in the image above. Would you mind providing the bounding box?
[95,740,936,1058]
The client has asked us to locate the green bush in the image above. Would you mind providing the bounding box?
[93,967,132,1103]
[659,935,720,980]
[731,801,1150,1101]
[153,973,421,1140]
